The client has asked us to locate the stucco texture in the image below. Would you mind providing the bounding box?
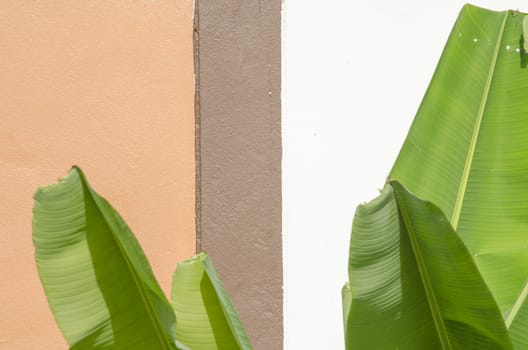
[0,1,195,348]
[197,1,283,348]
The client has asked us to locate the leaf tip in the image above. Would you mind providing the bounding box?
[34,167,79,198]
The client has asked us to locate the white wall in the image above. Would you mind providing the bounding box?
[282,1,528,349]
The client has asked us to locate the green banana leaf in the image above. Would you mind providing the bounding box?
[345,181,512,349]
[33,166,252,350]
[33,166,185,350]
[389,4,528,348]
[171,252,252,350]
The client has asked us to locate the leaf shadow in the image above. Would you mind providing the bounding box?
[200,272,238,349]
[83,182,161,349]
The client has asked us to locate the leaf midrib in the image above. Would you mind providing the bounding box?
[450,11,509,230]
[202,256,252,350]
[506,277,528,328]
[393,187,452,350]
[83,178,173,350]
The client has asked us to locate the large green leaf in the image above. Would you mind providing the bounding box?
[346,181,512,349]
[171,252,252,350]
[33,167,184,350]
[389,4,528,347]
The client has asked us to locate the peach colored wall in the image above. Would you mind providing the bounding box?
[0,1,195,348]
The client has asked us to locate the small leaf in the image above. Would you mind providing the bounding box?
[171,252,253,350]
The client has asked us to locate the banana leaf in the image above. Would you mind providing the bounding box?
[33,166,186,349]
[33,166,252,349]
[171,252,252,349]
[389,4,528,348]
[346,182,512,349]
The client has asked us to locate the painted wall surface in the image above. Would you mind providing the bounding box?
[283,1,528,349]
[197,1,283,349]
[0,2,195,348]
